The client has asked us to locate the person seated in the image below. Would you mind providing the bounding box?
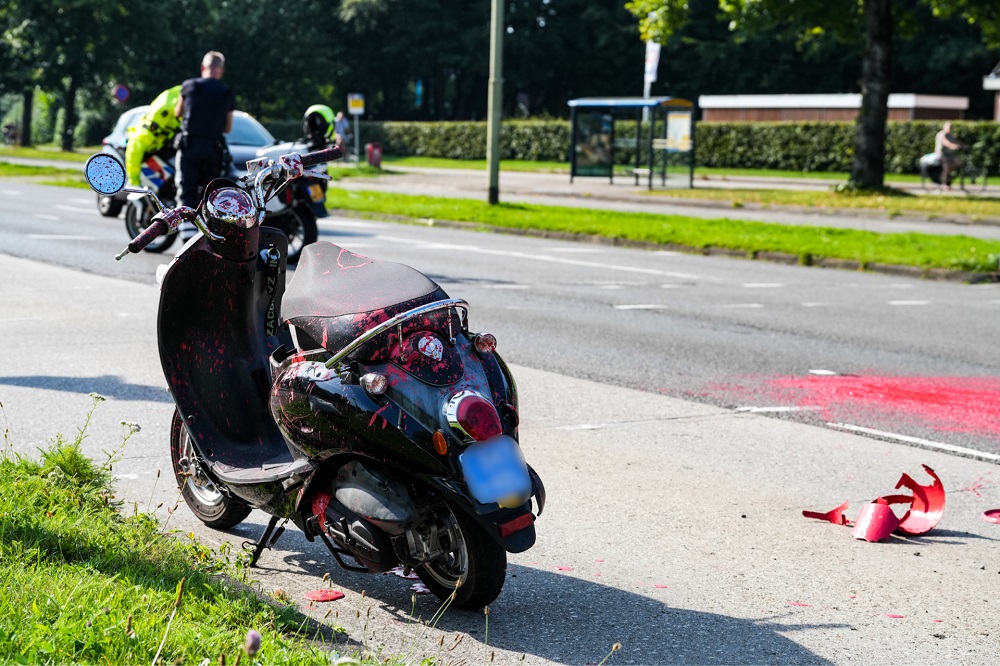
[934,121,963,191]
[124,85,182,187]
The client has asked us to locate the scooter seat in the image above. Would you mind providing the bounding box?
[282,242,449,353]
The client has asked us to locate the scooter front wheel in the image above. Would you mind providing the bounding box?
[416,504,506,611]
[169,409,251,529]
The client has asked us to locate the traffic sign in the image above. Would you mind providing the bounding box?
[347,94,365,116]
[113,84,131,103]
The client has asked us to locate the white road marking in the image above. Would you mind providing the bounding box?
[887,300,930,306]
[70,197,93,205]
[28,234,95,241]
[599,285,624,290]
[801,302,828,307]
[34,214,59,221]
[735,406,821,413]
[613,304,669,310]
[54,204,97,215]
[547,247,604,254]
[482,284,530,290]
[0,317,45,322]
[1,190,20,196]
[828,422,1000,464]
[717,303,764,309]
[743,283,784,288]
[809,369,839,376]
[375,234,710,280]
[661,284,687,289]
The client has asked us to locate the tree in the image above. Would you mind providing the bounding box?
[626,0,1000,190]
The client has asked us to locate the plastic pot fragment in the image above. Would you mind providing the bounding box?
[802,465,946,542]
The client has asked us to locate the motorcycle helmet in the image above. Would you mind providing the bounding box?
[302,104,335,146]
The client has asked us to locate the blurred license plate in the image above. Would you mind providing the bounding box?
[308,184,325,202]
[459,436,532,505]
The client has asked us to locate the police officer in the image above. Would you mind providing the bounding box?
[174,51,234,239]
[124,85,182,187]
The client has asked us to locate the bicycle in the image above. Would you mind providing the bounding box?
[919,149,988,194]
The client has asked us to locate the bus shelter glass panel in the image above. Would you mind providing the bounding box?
[654,109,694,188]
[573,112,613,177]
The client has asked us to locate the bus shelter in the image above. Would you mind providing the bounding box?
[567,96,694,189]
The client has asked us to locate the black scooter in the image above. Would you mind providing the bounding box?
[83,148,544,610]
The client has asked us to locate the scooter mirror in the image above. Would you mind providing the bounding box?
[84,153,127,195]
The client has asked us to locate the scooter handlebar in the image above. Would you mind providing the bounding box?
[300,146,343,168]
[127,218,168,254]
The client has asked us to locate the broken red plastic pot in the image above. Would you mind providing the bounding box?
[803,465,946,542]
[802,500,851,526]
[851,498,900,542]
[981,509,1000,524]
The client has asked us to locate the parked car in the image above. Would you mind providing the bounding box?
[97,106,277,217]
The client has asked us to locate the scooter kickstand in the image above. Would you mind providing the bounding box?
[247,515,287,567]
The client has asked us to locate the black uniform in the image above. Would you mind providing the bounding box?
[177,76,234,209]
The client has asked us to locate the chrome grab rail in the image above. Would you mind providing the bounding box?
[323,299,469,370]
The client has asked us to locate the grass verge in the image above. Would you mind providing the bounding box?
[326,188,1000,274]
[0,395,361,665]
[0,145,98,163]
[380,156,924,182]
[647,186,1000,219]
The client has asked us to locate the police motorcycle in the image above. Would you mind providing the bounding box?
[248,104,340,262]
[82,147,544,610]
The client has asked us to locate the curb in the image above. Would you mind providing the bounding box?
[327,209,999,284]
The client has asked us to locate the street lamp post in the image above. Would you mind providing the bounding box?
[486,0,504,205]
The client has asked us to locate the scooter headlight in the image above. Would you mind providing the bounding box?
[204,187,256,228]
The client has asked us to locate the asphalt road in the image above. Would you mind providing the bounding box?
[2,182,1000,664]
[2,181,999,456]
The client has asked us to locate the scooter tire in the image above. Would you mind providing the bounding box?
[125,201,177,253]
[169,409,252,529]
[98,193,124,217]
[416,504,507,611]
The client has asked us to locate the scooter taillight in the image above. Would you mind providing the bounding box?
[447,392,502,441]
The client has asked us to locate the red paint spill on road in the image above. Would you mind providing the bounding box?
[787,602,811,607]
[728,376,1000,437]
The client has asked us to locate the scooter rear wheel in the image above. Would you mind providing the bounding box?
[169,409,251,529]
[416,504,507,611]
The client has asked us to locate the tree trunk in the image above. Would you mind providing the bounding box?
[61,77,78,152]
[20,88,34,148]
[850,0,892,190]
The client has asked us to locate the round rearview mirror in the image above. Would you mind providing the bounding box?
[84,153,127,195]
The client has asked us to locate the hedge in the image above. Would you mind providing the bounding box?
[261,118,1000,175]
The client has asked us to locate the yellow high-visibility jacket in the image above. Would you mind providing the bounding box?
[124,85,182,186]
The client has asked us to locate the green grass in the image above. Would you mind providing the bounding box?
[0,395,364,665]
[647,186,1000,218]
[0,161,89,188]
[0,144,99,163]
[379,155,927,183]
[326,187,1000,273]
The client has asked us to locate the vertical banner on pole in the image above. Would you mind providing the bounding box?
[642,40,660,122]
